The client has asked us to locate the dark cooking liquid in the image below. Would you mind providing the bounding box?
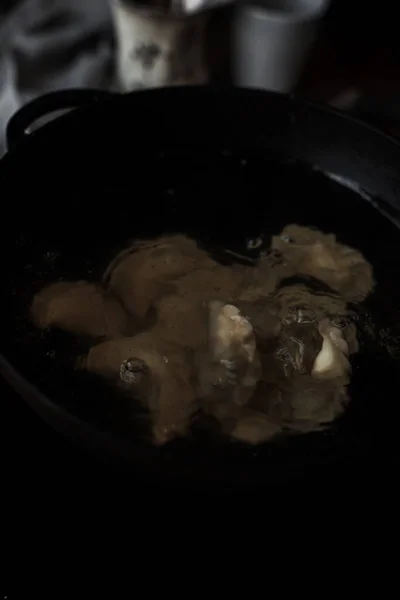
[2,156,400,458]
[45,225,363,445]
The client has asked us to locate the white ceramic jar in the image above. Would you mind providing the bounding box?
[110,0,208,90]
[233,0,331,92]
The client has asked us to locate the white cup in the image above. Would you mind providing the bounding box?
[233,0,331,92]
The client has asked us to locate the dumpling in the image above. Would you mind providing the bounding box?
[31,281,128,338]
[272,225,374,301]
[196,301,260,409]
[85,331,196,444]
[105,235,217,318]
[312,319,350,380]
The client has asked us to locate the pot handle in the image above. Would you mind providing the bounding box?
[6,89,114,151]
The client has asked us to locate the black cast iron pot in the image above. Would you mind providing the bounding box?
[1,87,400,487]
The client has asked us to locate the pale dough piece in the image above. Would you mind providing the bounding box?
[209,301,255,364]
[197,301,260,409]
[153,293,208,350]
[312,319,350,379]
[231,414,281,445]
[86,331,196,444]
[148,262,245,352]
[31,281,128,338]
[288,377,349,427]
[172,264,245,305]
[272,224,374,302]
[106,235,217,318]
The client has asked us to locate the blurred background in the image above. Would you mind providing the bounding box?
[1,0,400,157]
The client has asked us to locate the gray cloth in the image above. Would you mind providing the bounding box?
[0,0,113,156]
[0,0,230,156]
